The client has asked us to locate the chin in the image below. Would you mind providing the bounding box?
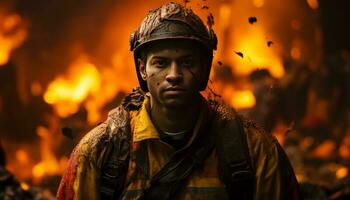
[163,98,189,108]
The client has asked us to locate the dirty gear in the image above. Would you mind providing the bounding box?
[57,88,302,200]
[130,2,217,91]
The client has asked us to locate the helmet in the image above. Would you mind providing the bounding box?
[130,2,217,91]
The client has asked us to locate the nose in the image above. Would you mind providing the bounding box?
[165,62,183,84]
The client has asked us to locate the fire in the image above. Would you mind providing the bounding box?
[272,122,289,145]
[291,47,301,60]
[310,140,336,159]
[0,13,27,66]
[44,56,101,118]
[216,1,285,79]
[20,182,30,191]
[338,126,350,159]
[32,126,67,182]
[30,81,43,96]
[231,89,256,110]
[336,167,348,180]
[231,27,284,78]
[15,149,29,165]
[0,0,326,188]
[253,0,264,8]
[306,0,319,10]
[44,53,136,124]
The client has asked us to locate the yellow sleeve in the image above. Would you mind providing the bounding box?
[57,122,109,200]
[73,147,101,200]
[246,125,302,200]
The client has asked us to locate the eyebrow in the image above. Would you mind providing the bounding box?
[150,54,195,60]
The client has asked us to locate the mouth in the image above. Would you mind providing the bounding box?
[163,86,186,95]
[164,86,186,91]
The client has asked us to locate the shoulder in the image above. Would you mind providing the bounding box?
[73,106,131,166]
[207,100,301,198]
[240,117,279,169]
[209,101,278,163]
[72,87,145,165]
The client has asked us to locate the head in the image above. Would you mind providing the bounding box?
[130,2,217,108]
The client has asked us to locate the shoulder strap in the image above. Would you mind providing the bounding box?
[100,119,131,200]
[216,114,255,200]
[100,88,145,200]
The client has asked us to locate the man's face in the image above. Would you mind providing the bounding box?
[139,40,204,108]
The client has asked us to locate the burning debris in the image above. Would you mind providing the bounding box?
[61,127,73,140]
[235,51,244,58]
[207,13,214,28]
[267,40,274,47]
[248,16,257,24]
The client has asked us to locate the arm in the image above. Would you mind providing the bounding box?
[57,122,109,200]
[57,149,100,200]
[245,125,302,200]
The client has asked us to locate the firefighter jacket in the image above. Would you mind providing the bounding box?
[57,93,301,200]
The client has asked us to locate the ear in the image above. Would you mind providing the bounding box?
[138,58,147,80]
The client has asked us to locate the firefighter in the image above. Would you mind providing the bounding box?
[57,2,302,200]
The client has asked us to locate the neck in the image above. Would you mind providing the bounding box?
[149,96,201,133]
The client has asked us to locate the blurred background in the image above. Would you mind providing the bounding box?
[0,0,349,199]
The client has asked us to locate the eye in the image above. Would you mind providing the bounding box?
[180,59,194,67]
[151,59,168,68]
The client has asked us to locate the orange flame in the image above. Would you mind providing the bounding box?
[0,14,27,66]
[32,126,67,182]
[336,167,348,180]
[216,2,285,79]
[20,182,30,191]
[231,27,284,78]
[44,56,101,118]
[15,149,29,165]
[231,89,256,110]
[306,0,319,10]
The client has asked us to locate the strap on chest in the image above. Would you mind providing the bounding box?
[100,126,131,200]
[216,115,255,200]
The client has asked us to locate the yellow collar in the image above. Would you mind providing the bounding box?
[130,96,208,143]
[131,97,159,142]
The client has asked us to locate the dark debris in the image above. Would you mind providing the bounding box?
[267,40,274,47]
[62,127,73,139]
[235,51,244,58]
[248,16,257,24]
[207,13,214,28]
